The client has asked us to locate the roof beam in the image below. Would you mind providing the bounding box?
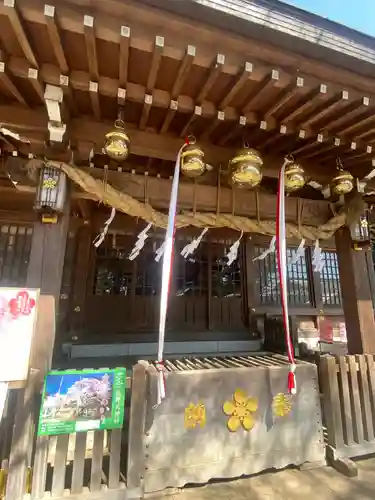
[0,61,26,105]
[44,4,69,74]
[243,69,280,114]
[0,105,334,183]
[320,96,370,132]
[300,90,349,129]
[171,45,196,100]
[219,62,252,109]
[282,84,328,123]
[146,35,164,93]
[83,14,99,81]
[119,25,130,88]
[264,77,304,119]
[196,53,225,104]
[1,0,38,68]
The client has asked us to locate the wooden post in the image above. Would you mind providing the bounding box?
[335,227,375,354]
[6,201,70,500]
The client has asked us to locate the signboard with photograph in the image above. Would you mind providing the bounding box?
[0,288,39,383]
[37,368,126,436]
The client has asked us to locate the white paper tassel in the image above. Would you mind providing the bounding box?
[155,241,166,262]
[312,239,324,272]
[93,208,116,248]
[181,228,208,258]
[253,236,276,261]
[226,231,243,266]
[128,222,152,261]
[289,239,306,266]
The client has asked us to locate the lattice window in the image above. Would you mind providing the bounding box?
[211,241,242,298]
[93,234,134,296]
[0,224,33,287]
[174,240,208,297]
[254,245,311,306]
[320,250,341,306]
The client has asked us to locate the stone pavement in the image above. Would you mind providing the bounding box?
[165,457,375,500]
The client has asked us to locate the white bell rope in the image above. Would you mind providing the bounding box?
[155,142,187,406]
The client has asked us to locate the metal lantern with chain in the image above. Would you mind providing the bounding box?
[229,145,263,188]
[350,208,372,251]
[104,118,130,161]
[284,157,306,192]
[331,158,354,196]
[180,137,206,178]
[34,163,68,223]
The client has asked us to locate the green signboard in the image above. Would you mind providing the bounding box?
[37,367,126,436]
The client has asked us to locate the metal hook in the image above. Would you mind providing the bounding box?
[285,154,294,163]
[336,157,343,170]
[187,134,196,145]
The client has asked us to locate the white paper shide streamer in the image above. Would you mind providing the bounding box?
[181,228,208,258]
[128,223,152,260]
[289,239,306,266]
[253,236,276,262]
[226,231,243,266]
[93,208,116,248]
[312,239,324,272]
[155,242,166,262]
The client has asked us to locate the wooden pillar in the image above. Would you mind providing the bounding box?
[5,203,70,500]
[335,226,375,354]
[70,225,92,338]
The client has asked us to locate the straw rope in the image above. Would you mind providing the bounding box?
[28,159,364,240]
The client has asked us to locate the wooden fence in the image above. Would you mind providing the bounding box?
[320,354,375,464]
[3,362,148,500]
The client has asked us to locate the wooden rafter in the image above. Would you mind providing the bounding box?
[219,62,252,110]
[44,4,69,74]
[218,115,247,146]
[27,67,44,102]
[83,14,99,81]
[196,53,225,104]
[243,69,280,114]
[89,81,100,120]
[300,90,349,128]
[119,25,130,88]
[139,94,152,130]
[282,84,328,123]
[171,45,196,100]
[160,100,178,134]
[146,36,164,93]
[201,110,225,141]
[264,77,304,119]
[323,97,370,132]
[1,0,38,68]
[0,61,26,105]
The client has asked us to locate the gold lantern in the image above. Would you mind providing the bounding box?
[104,119,130,161]
[180,139,205,178]
[284,160,306,192]
[331,159,354,196]
[229,146,263,188]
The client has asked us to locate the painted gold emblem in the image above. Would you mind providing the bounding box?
[42,177,58,189]
[272,393,292,417]
[223,388,258,432]
[184,402,206,429]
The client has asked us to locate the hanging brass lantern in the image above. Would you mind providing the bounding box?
[180,139,205,178]
[104,119,130,161]
[331,159,354,196]
[229,146,263,188]
[284,159,306,192]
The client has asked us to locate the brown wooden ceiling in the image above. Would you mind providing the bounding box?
[0,0,375,186]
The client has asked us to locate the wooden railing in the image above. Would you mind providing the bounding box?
[320,355,375,465]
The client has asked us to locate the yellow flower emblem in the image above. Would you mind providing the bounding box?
[272,393,292,418]
[42,177,58,190]
[223,389,258,432]
[184,402,206,429]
